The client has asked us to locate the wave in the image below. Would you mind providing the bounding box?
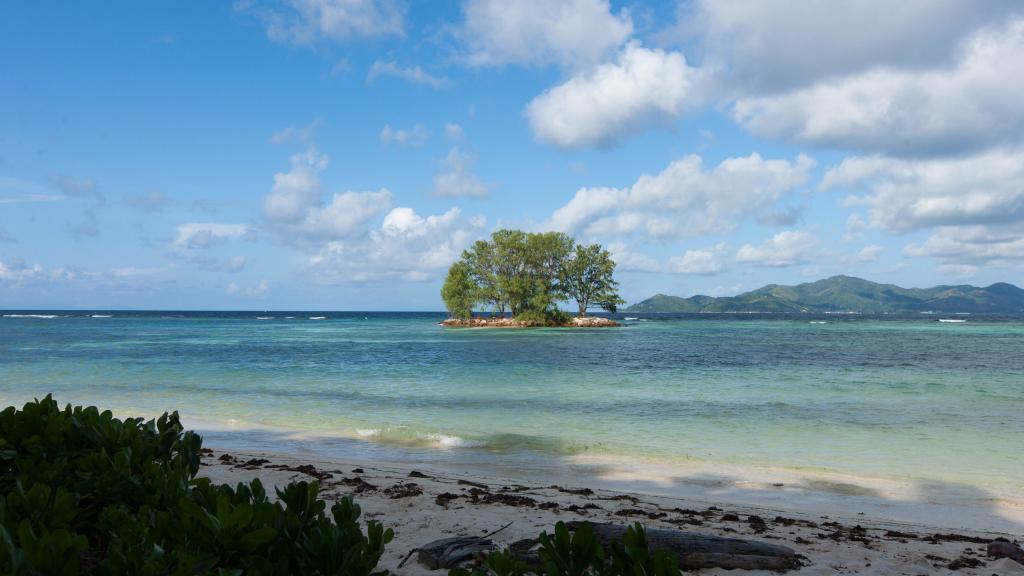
[624,317,639,321]
[309,316,327,320]
[3,314,58,319]
[256,316,274,320]
[91,314,113,318]
[809,321,827,324]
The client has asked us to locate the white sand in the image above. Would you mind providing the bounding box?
[199,448,1024,576]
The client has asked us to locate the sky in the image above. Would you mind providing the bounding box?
[2,0,1023,310]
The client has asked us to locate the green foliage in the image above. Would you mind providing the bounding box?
[560,244,624,317]
[442,261,478,319]
[0,396,392,576]
[445,230,620,322]
[451,522,681,576]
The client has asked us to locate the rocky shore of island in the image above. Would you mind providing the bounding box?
[440,316,620,328]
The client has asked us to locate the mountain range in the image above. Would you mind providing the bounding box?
[625,276,1024,314]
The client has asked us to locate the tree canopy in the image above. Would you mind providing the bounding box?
[441,230,622,322]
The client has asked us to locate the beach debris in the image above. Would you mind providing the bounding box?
[538,501,559,510]
[550,485,594,496]
[435,492,461,506]
[614,508,666,520]
[884,529,918,539]
[339,475,377,493]
[234,457,270,469]
[562,522,803,571]
[947,555,985,570]
[384,482,423,499]
[265,463,333,481]
[405,522,514,570]
[747,515,768,533]
[925,532,993,544]
[469,491,537,507]
[457,479,489,489]
[988,539,1024,563]
[409,470,430,478]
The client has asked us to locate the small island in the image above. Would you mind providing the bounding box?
[440,229,623,327]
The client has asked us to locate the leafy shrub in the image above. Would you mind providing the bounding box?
[513,309,573,327]
[0,396,393,575]
[452,521,681,576]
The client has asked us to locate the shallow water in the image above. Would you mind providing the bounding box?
[2,311,1022,527]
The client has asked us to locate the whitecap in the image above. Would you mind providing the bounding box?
[256,316,274,320]
[624,317,639,321]
[3,314,58,319]
[91,314,113,318]
[309,316,327,320]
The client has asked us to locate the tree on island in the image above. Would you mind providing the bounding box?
[561,242,625,317]
[441,229,623,324]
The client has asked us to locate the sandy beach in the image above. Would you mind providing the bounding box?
[200,447,1024,576]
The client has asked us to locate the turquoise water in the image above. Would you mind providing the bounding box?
[2,311,1023,509]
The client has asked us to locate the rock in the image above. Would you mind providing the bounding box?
[989,539,1024,563]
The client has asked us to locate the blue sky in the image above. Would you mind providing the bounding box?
[2,0,1023,310]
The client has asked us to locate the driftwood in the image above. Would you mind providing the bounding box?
[415,536,497,569]
[565,522,803,572]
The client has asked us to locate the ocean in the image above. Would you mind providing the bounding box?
[2,311,1022,530]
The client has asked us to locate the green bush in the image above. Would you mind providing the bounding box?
[0,396,393,575]
[452,521,681,576]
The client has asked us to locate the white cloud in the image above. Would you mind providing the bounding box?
[736,230,819,267]
[432,147,489,198]
[459,0,632,70]
[307,207,486,282]
[904,225,1024,266]
[856,244,884,262]
[842,213,866,243]
[444,123,464,140]
[269,119,323,144]
[547,153,813,239]
[226,279,270,297]
[261,145,394,244]
[263,147,328,222]
[525,43,701,149]
[667,242,729,275]
[732,18,1024,156]
[367,61,447,88]
[607,242,661,273]
[174,223,251,249]
[682,0,1016,94]
[821,149,1024,233]
[241,0,403,43]
[108,266,164,278]
[0,260,43,283]
[379,124,428,146]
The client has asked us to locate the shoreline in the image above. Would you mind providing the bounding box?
[199,446,1024,575]
[440,316,620,328]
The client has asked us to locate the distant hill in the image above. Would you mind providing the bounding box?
[625,275,1024,314]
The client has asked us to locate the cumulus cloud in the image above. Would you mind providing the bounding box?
[820,149,1024,233]
[379,124,428,146]
[904,225,1024,267]
[856,244,884,262]
[842,213,866,243]
[736,230,820,267]
[367,61,447,88]
[547,153,813,239]
[732,17,1024,156]
[432,147,489,198]
[667,242,730,275]
[459,0,632,70]
[681,0,1016,95]
[261,145,394,244]
[756,205,802,227]
[606,242,661,273]
[174,223,251,249]
[307,207,485,282]
[525,43,701,149]
[240,0,403,43]
[444,123,464,140]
